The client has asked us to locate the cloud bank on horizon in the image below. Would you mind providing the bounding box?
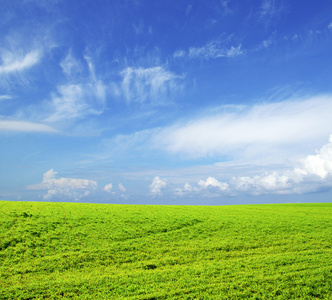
[1,0,332,204]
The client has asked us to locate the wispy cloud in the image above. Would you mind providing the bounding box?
[261,34,276,49]
[0,120,58,133]
[120,66,184,104]
[118,183,126,193]
[60,50,83,79]
[259,0,283,19]
[220,1,232,15]
[174,39,243,60]
[0,50,41,74]
[45,55,106,123]
[0,95,12,101]
[27,169,97,201]
[45,84,91,122]
[155,95,332,162]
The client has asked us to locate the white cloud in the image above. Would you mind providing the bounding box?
[188,40,243,59]
[198,176,229,191]
[104,183,113,193]
[0,120,58,133]
[173,50,186,58]
[231,171,294,195]
[150,176,167,196]
[155,95,332,162]
[174,183,195,196]
[60,51,83,79]
[0,95,12,101]
[120,66,183,104]
[0,50,41,74]
[45,84,86,122]
[42,54,106,123]
[183,183,193,191]
[175,177,228,197]
[45,82,105,122]
[262,36,276,49]
[225,45,243,57]
[328,22,332,30]
[220,0,232,15]
[231,135,332,195]
[299,135,332,179]
[118,183,126,193]
[259,0,284,20]
[174,135,332,197]
[260,0,276,17]
[173,38,243,60]
[27,169,97,200]
[103,182,126,195]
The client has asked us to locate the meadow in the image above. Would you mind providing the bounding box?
[0,201,331,299]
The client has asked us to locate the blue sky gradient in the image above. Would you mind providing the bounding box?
[1,0,332,204]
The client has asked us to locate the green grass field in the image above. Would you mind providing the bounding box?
[0,201,331,299]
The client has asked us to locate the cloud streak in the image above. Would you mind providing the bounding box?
[0,50,41,74]
[0,95,12,101]
[155,95,332,161]
[0,120,58,133]
[174,39,243,60]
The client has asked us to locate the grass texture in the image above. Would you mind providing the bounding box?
[0,201,331,299]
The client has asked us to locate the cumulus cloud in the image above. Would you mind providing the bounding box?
[155,96,332,161]
[174,135,332,197]
[198,176,229,191]
[231,136,332,195]
[299,135,332,179]
[104,183,113,193]
[175,183,195,196]
[150,176,167,196]
[27,169,97,201]
[120,66,183,104]
[0,120,58,133]
[231,171,295,195]
[103,182,127,196]
[175,177,228,197]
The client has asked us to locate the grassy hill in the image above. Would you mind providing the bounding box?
[0,201,331,299]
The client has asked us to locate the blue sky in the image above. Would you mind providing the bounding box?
[1,0,332,205]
